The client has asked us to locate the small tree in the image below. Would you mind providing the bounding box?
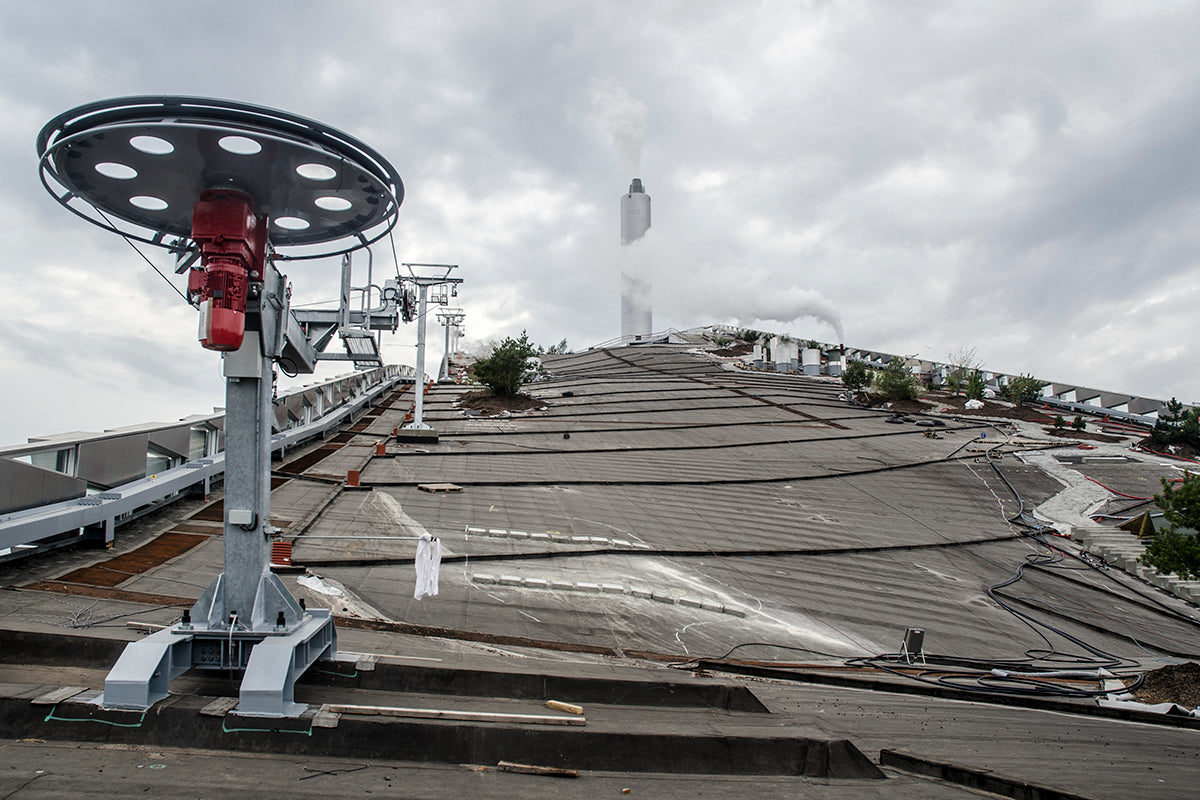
[1002,374,1046,407]
[471,331,537,396]
[946,346,981,396]
[965,370,986,401]
[1053,415,1065,429]
[545,338,569,355]
[842,360,873,393]
[1072,415,1086,431]
[876,356,918,401]
[1152,398,1198,445]
[1141,472,1200,579]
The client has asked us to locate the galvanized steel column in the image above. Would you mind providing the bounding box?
[221,332,273,622]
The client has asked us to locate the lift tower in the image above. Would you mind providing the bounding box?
[436,307,466,381]
[37,96,406,716]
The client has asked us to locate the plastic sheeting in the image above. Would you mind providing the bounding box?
[414,533,441,600]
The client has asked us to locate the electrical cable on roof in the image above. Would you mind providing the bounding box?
[830,458,1200,697]
[668,640,857,669]
[654,433,1172,695]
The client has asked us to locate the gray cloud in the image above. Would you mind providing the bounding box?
[3,0,1200,445]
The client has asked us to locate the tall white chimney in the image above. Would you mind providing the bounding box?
[620,178,652,338]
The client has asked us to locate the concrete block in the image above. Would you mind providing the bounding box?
[678,597,703,609]
[722,606,747,618]
[600,583,625,594]
[523,578,549,590]
[1172,582,1200,602]
[498,575,522,586]
[651,592,675,604]
[550,580,574,591]
[472,574,497,584]
[629,588,652,599]
[575,582,600,593]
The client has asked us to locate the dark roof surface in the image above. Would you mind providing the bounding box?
[3,344,1199,799]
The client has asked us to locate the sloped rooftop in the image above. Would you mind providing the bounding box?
[2,344,1199,798]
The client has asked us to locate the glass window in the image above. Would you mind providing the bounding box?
[189,426,209,460]
[146,446,174,476]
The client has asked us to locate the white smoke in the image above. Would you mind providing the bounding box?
[590,77,647,174]
[730,286,845,343]
[669,268,845,343]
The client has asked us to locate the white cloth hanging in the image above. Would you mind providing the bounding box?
[414,533,442,600]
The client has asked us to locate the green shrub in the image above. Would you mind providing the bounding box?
[1001,373,1046,407]
[876,357,918,401]
[1152,398,1198,445]
[842,360,872,392]
[1141,472,1200,580]
[965,370,986,400]
[471,331,537,396]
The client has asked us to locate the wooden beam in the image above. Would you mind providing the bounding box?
[326,703,585,726]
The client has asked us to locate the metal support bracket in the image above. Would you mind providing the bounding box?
[98,626,195,710]
[239,608,336,717]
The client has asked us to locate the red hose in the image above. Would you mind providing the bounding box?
[1134,446,1200,464]
[1084,475,1149,500]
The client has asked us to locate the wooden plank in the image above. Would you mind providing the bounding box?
[417,483,463,493]
[545,700,584,715]
[312,704,341,729]
[126,621,167,633]
[327,703,585,726]
[498,761,579,778]
[31,686,89,706]
[199,697,239,717]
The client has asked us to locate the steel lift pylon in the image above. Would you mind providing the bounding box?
[400,263,461,430]
[37,96,409,716]
[436,306,466,382]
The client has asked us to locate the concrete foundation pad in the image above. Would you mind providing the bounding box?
[394,429,440,443]
[0,690,883,779]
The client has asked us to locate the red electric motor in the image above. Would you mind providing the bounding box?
[187,189,267,351]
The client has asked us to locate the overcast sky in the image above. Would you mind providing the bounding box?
[2,1,1198,446]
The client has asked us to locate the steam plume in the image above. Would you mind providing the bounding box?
[590,77,647,174]
[733,286,845,343]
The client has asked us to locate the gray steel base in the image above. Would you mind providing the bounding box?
[239,608,336,717]
[99,626,195,711]
[98,609,336,717]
